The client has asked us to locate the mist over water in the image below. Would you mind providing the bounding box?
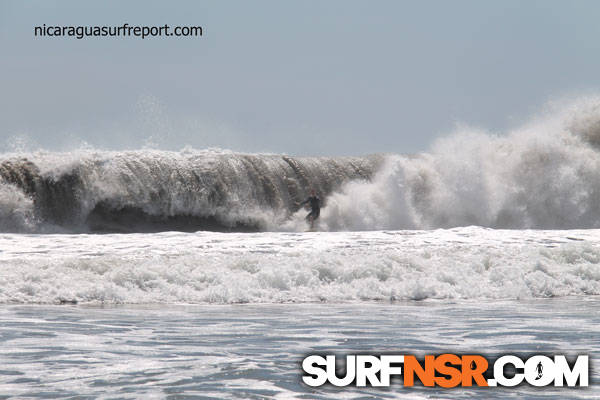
[2,96,600,233]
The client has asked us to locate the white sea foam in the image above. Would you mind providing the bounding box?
[0,182,36,232]
[315,95,600,231]
[1,227,599,304]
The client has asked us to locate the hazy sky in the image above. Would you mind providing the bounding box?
[1,0,600,155]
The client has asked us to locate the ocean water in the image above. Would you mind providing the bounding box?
[0,299,598,399]
[3,97,600,397]
[1,228,599,398]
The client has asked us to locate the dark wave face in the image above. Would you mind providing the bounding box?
[0,150,383,233]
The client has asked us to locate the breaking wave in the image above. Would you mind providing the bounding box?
[3,95,600,232]
[0,149,381,233]
[320,95,600,230]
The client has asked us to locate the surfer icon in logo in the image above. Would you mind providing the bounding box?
[535,361,543,380]
[299,189,320,230]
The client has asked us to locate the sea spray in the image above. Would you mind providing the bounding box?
[319,95,600,230]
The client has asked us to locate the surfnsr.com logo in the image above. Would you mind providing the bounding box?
[302,354,588,387]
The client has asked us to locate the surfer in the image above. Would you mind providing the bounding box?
[300,189,320,229]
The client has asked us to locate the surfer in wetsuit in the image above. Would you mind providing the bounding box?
[300,189,320,229]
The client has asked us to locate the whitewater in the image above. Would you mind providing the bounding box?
[1,228,600,305]
[2,97,600,398]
